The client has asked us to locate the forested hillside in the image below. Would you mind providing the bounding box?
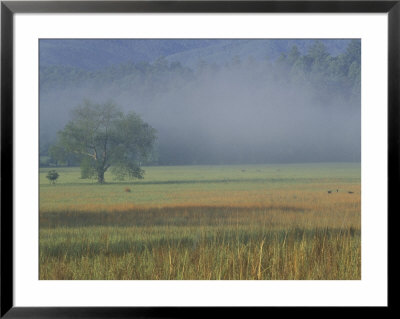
[40,39,352,70]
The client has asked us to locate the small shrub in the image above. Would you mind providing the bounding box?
[46,170,59,185]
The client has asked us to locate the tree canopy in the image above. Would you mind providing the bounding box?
[51,100,156,183]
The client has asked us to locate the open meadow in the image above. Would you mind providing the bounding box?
[39,163,361,280]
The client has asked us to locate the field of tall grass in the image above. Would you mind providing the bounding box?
[39,163,361,280]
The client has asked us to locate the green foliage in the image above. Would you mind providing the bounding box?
[80,157,96,179]
[110,164,144,181]
[52,100,157,183]
[46,170,59,184]
[276,40,361,104]
[39,156,51,167]
[49,144,79,167]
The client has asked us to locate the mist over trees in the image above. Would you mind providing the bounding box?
[40,40,361,166]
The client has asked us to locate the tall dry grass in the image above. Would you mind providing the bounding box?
[40,204,360,280]
[39,164,361,280]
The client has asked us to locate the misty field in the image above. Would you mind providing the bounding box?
[39,163,361,280]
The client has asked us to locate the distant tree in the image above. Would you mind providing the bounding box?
[52,100,157,183]
[343,39,361,65]
[49,143,80,167]
[308,41,330,63]
[46,170,59,184]
[307,41,331,77]
[287,45,301,66]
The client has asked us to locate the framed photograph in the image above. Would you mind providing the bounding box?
[1,0,395,316]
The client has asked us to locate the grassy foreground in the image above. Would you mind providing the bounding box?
[39,163,361,280]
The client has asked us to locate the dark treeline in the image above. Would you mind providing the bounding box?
[40,40,360,167]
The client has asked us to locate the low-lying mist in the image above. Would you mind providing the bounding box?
[40,40,361,165]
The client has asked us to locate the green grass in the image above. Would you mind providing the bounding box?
[40,163,360,210]
[39,163,361,280]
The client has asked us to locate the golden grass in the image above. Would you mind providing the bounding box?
[40,203,360,280]
[40,185,360,213]
[39,164,361,280]
[40,224,360,280]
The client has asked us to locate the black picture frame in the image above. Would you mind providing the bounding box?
[1,1,396,317]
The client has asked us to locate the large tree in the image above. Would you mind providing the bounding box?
[51,100,156,183]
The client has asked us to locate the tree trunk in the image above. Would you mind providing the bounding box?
[97,170,105,184]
